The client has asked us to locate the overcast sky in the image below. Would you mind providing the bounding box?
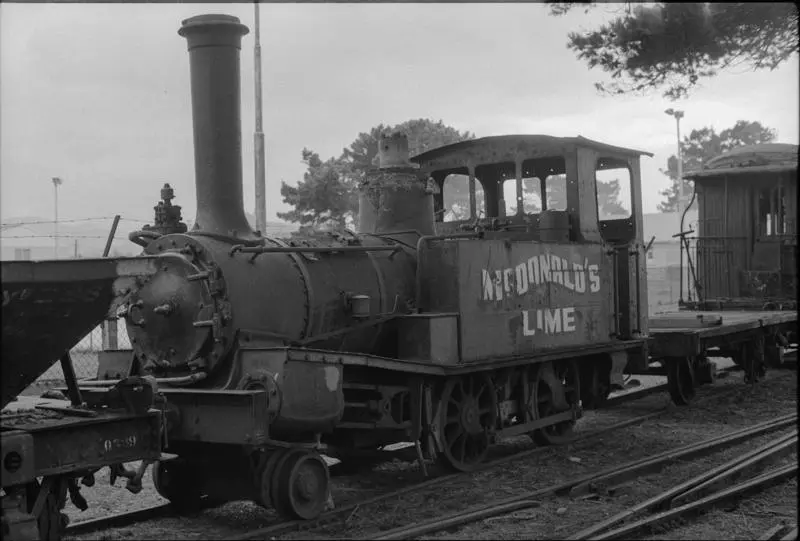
[2,2,798,227]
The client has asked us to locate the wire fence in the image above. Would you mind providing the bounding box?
[647,265,683,314]
[34,319,132,385]
[26,266,684,390]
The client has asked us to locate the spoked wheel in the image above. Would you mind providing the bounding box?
[667,357,696,406]
[271,449,330,520]
[437,373,497,472]
[531,360,580,446]
[25,479,66,541]
[153,459,217,513]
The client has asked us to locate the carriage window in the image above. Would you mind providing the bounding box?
[501,178,543,216]
[758,186,785,236]
[519,157,567,212]
[595,158,632,220]
[545,174,568,211]
[442,173,485,221]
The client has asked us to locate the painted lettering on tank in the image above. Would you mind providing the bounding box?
[481,252,601,302]
[522,307,577,336]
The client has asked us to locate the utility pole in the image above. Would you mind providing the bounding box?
[254,1,267,234]
[52,177,63,258]
[74,239,78,258]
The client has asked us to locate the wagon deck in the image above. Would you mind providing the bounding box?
[1,395,162,485]
[648,310,797,358]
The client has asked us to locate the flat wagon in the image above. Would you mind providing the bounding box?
[1,258,166,541]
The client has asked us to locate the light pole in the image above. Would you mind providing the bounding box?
[665,108,687,303]
[52,177,63,258]
[664,108,685,219]
[253,2,267,235]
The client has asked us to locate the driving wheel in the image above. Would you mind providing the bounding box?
[437,373,497,472]
[531,360,580,446]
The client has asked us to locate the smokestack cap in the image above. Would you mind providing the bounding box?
[378,132,417,169]
[178,14,249,49]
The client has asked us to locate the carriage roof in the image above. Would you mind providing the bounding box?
[684,143,798,181]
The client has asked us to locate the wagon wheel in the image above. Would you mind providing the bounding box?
[271,449,330,520]
[580,361,611,410]
[25,478,67,541]
[667,357,696,406]
[764,339,785,369]
[437,373,497,472]
[531,360,580,446]
[269,448,303,516]
[153,459,218,513]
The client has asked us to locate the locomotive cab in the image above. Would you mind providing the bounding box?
[413,135,652,348]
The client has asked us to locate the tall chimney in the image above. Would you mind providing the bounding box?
[178,14,257,240]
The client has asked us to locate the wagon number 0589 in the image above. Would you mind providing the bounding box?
[104,435,137,452]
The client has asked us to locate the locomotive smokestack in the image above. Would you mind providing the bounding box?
[179,14,257,240]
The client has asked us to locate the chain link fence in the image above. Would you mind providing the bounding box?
[647,265,683,314]
[34,318,132,386]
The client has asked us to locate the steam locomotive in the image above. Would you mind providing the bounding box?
[100,14,794,521]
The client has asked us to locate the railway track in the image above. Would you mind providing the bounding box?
[367,414,798,540]
[759,524,799,541]
[64,375,674,538]
[62,369,782,540]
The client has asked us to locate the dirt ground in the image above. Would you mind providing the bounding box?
[61,364,796,541]
[410,373,798,541]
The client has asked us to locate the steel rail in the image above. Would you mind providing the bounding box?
[228,384,699,541]
[669,433,797,507]
[567,413,798,498]
[588,462,798,541]
[781,527,799,541]
[65,375,780,540]
[760,524,799,541]
[65,503,172,535]
[366,414,797,541]
[759,524,791,541]
[567,429,798,539]
[64,399,667,541]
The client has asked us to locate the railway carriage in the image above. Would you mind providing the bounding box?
[677,143,798,311]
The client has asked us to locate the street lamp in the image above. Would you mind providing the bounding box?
[52,177,63,259]
[665,108,688,304]
[664,108,685,218]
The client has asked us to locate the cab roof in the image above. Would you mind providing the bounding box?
[410,134,653,164]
